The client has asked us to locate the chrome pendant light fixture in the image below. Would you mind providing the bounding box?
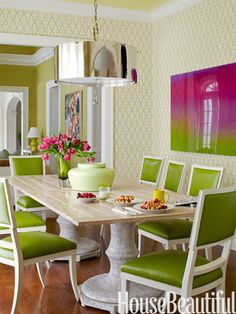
[54,0,137,87]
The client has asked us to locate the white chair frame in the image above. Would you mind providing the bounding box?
[9,155,47,212]
[163,160,186,193]
[138,164,224,256]
[121,187,235,314]
[138,155,165,186]
[0,178,79,313]
[0,224,46,235]
[187,164,224,196]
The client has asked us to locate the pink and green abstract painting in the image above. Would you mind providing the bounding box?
[171,62,236,156]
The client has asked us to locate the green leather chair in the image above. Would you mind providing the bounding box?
[164,160,186,193]
[0,178,79,314]
[138,165,224,257]
[139,155,164,186]
[9,155,47,213]
[120,187,236,314]
[0,211,46,235]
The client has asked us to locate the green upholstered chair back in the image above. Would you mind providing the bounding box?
[196,190,236,247]
[10,156,44,176]
[164,161,185,192]
[182,187,236,292]
[0,181,11,226]
[188,165,223,197]
[139,156,164,185]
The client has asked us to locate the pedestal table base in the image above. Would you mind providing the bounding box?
[80,223,163,313]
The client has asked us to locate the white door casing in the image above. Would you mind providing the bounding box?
[46,81,61,137]
[0,86,28,154]
[87,87,113,168]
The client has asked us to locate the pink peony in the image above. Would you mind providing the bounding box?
[43,137,51,145]
[87,157,95,164]
[42,154,49,161]
[38,144,45,150]
[49,135,58,145]
[60,134,68,142]
[56,140,63,149]
[82,140,91,152]
[72,138,80,146]
[64,154,71,161]
[38,143,49,150]
[68,148,75,155]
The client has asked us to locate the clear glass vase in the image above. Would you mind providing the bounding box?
[57,157,71,187]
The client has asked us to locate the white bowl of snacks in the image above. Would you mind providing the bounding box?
[77,192,97,203]
[114,195,135,207]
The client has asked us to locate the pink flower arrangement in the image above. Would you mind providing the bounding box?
[38,133,95,162]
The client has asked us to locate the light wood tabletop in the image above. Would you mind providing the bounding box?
[8,175,194,226]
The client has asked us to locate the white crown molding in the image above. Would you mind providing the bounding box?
[0,0,202,22]
[0,33,73,47]
[33,47,54,65]
[0,0,150,22]
[151,0,202,21]
[0,47,54,66]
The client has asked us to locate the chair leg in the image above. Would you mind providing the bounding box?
[11,262,23,314]
[138,232,142,256]
[205,247,213,260]
[216,283,226,314]
[36,262,46,288]
[100,224,104,238]
[69,255,79,301]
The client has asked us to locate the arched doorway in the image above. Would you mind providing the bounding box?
[0,86,28,154]
[6,97,22,154]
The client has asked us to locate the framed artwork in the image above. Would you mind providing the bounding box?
[171,62,236,156]
[65,91,82,138]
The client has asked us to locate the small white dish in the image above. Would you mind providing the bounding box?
[133,203,170,214]
[106,198,143,207]
[78,197,97,203]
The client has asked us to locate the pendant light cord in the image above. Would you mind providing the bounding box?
[93,0,99,41]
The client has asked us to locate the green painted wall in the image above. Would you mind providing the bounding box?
[0,45,39,55]
[0,64,37,125]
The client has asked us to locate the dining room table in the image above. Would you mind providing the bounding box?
[8,174,195,314]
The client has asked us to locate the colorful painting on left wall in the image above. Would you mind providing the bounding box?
[65,91,82,138]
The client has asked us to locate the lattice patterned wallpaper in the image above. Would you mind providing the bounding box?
[0,7,153,182]
[152,0,236,192]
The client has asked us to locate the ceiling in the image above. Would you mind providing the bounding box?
[61,0,170,11]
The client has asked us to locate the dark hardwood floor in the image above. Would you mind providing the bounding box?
[0,221,235,314]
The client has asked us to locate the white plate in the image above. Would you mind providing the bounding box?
[78,197,97,203]
[133,203,170,214]
[106,198,143,207]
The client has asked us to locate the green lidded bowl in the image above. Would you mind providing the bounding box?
[68,163,115,191]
